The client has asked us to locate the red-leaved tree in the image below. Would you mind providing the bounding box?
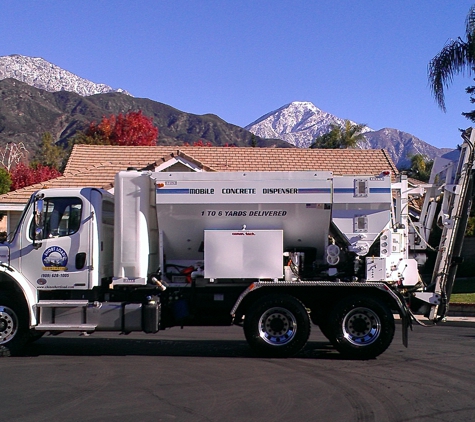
[10,163,62,190]
[84,110,158,146]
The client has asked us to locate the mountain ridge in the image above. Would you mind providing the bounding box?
[0,54,130,96]
[0,77,287,155]
[246,101,451,168]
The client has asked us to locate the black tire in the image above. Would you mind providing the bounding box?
[0,293,29,356]
[244,294,310,358]
[328,295,395,359]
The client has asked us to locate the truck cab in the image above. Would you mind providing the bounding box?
[0,188,113,328]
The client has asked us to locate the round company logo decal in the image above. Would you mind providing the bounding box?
[37,278,47,286]
[42,246,68,271]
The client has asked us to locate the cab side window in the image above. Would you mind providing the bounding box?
[30,197,83,239]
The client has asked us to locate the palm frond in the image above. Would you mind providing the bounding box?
[466,5,475,39]
[428,38,473,111]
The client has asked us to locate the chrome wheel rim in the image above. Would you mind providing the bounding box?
[258,307,297,346]
[0,306,18,345]
[342,307,381,346]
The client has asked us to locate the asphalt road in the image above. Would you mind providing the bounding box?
[1,323,475,422]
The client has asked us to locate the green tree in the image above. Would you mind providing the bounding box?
[72,131,107,145]
[0,167,12,194]
[310,120,366,149]
[428,5,475,113]
[403,154,434,182]
[32,132,68,171]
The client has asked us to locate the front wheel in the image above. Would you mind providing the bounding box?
[0,293,29,355]
[244,294,310,358]
[328,295,395,359]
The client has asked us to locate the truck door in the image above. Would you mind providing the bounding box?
[20,194,93,290]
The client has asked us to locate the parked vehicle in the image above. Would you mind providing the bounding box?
[1,128,474,359]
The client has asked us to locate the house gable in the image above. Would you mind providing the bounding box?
[146,151,214,173]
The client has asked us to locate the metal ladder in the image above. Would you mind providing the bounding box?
[429,128,475,320]
[35,300,97,331]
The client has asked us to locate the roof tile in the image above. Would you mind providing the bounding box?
[1,145,398,204]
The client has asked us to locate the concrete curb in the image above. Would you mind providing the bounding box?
[396,308,475,326]
[448,303,475,317]
[440,316,475,327]
[444,303,475,326]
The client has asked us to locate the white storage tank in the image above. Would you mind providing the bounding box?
[113,170,153,284]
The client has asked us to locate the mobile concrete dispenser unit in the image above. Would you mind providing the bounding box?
[1,128,474,359]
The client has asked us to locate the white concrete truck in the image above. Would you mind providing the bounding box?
[1,128,474,359]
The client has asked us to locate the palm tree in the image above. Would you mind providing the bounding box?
[310,120,366,149]
[428,5,475,112]
[338,120,366,148]
[403,154,433,182]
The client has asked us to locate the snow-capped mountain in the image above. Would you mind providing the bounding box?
[245,101,371,148]
[0,54,130,97]
[246,101,451,168]
[0,55,451,168]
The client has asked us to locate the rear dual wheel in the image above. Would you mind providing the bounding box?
[244,294,310,358]
[328,296,395,359]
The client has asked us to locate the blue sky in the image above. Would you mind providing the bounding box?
[2,1,475,149]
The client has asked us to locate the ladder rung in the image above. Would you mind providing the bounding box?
[37,300,89,307]
[34,324,97,331]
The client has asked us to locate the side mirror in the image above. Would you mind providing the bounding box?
[34,226,43,242]
[36,198,44,215]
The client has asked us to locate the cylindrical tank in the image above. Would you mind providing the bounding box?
[113,170,152,282]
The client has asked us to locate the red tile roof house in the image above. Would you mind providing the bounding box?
[0,145,398,234]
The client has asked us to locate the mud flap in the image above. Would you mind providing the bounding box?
[401,311,412,348]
